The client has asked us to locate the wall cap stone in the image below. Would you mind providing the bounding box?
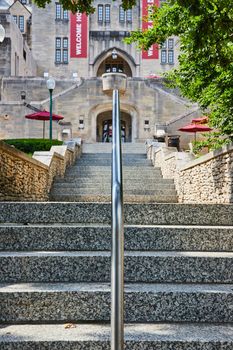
[0,141,48,170]
[180,143,233,172]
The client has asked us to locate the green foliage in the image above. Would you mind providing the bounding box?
[32,0,136,14]
[192,132,232,154]
[4,139,63,154]
[126,0,233,136]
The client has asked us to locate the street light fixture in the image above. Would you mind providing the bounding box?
[46,77,56,141]
[0,24,5,43]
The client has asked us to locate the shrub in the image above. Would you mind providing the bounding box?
[4,139,63,154]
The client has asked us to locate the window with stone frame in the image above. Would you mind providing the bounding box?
[55,37,69,64]
[63,37,69,63]
[63,9,69,20]
[55,37,62,63]
[119,5,125,22]
[98,5,104,22]
[126,9,132,23]
[13,15,17,24]
[56,3,62,19]
[19,16,24,32]
[161,38,174,65]
[105,5,110,23]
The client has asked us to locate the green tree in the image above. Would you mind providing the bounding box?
[126,0,233,139]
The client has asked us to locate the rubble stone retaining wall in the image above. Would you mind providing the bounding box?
[0,141,81,201]
[147,142,233,204]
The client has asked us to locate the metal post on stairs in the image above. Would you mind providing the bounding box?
[111,89,124,350]
[101,72,127,350]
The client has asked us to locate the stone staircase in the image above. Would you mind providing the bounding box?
[50,143,178,203]
[0,202,233,348]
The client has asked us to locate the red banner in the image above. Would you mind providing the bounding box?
[142,0,159,59]
[70,12,88,58]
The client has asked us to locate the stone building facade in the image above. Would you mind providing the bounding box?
[31,0,179,79]
[0,0,198,144]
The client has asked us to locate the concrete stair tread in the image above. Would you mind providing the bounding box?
[1,203,233,225]
[1,224,232,252]
[50,194,178,203]
[1,251,233,258]
[1,323,233,343]
[1,282,233,293]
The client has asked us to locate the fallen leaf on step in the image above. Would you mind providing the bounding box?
[64,323,77,329]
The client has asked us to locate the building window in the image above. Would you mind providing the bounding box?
[56,3,62,19]
[98,5,103,22]
[126,9,132,23]
[63,49,68,63]
[168,50,174,64]
[63,37,68,63]
[119,6,125,22]
[168,38,174,49]
[105,5,110,23]
[13,15,17,24]
[161,38,174,65]
[161,49,167,64]
[55,37,69,64]
[55,37,61,63]
[63,37,68,49]
[19,16,24,32]
[21,0,27,4]
[63,9,69,20]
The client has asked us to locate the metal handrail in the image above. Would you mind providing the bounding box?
[111,89,124,350]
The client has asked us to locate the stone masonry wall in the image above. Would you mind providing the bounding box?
[148,142,233,204]
[0,141,81,201]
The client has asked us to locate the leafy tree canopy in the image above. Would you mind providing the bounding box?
[126,0,233,137]
[33,0,136,14]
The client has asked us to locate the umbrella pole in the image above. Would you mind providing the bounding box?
[194,132,196,142]
[43,121,45,139]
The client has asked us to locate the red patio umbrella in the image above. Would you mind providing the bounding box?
[25,111,64,138]
[192,116,209,124]
[179,123,212,142]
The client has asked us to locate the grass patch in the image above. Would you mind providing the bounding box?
[4,139,63,154]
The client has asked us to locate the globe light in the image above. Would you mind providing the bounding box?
[46,77,56,90]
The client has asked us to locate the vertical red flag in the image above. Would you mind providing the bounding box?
[70,12,88,58]
[142,0,159,59]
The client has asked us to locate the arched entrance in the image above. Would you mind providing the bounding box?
[97,56,132,77]
[96,111,132,142]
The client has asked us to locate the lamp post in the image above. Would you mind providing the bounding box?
[0,24,5,43]
[46,77,56,141]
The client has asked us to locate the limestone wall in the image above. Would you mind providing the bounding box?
[148,143,233,204]
[0,140,81,201]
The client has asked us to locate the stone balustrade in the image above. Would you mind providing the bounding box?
[147,142,233,204]
[0,140,81,201]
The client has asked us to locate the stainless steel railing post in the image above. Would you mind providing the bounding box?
[111,89,124,350]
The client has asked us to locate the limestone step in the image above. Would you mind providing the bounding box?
[74,161,152,167]
[51,182,176,191]
[54,178,175,187]
[81,153,147,159]
[50,188,176,196]
[1,203,233,226]
[1,283,232,323]
[65,166,162,174]
[1,323,233,349]
[82,143,146,154]
[50,193,178,203]
[1,251,233,283]
[1,224,232,252]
